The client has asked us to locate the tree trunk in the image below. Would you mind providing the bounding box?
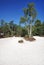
[25,22,30,37]
[27,26,30,37]
[29,23,32,37]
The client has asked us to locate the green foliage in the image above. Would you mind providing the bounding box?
[16,25,22,36]
[28,3,37,20]
[32,20,44,36]
[35,20,41,26]
[20,17,27,24]
[21,27,28,37]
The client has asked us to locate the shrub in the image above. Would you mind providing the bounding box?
[18,40,24,43]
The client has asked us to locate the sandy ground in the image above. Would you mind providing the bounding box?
[0,36,44,65]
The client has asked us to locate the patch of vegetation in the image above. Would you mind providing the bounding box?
[24,35,36,41]
[18,40,24,43]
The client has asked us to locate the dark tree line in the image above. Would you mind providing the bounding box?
[0,19,44,38]
[33,20,44,36]
[0,19,27,37]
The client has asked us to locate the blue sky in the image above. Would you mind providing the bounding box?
[0,0,44,24]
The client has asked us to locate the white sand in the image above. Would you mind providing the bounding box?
[0,36,44,65]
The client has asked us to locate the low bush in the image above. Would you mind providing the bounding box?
[24,35,36,41]
[18,40,24,43]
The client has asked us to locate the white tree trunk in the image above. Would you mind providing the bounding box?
[25,22,32,38]
[27,26,30,37]
[29,23,32,37]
